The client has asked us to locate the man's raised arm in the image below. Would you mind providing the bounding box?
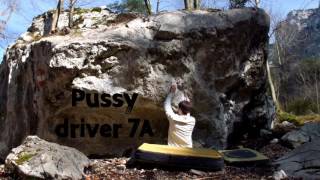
[164,84,181,121]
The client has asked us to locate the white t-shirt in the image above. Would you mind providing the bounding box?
[164,92,195,148]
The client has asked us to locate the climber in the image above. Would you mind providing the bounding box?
[164,81,195,148]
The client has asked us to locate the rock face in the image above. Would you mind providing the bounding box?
[275,139,320,179]
[5,136,90,179]
[278,8,320,59]
[0,7,272,159]
[281,122,320,148]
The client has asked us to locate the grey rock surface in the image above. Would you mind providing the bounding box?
[279,8,320,59]
[281,122,320,148]
[5,136,90,179]
[275,139,320,180]
[0,8,272,159]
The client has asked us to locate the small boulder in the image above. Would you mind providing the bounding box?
[270,138,279,144]
[273,169,287,180]
[5,136,90,180]
[281,121,294,127]
[281,122,320,148]
[281,130,310,148]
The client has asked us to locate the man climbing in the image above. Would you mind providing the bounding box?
[164,82,195,148]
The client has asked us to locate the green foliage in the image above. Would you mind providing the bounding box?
[91,7,102,13]
[299,57,320,77]
[229,0,248,8]
[15,153,35,165]
[107,0,150,14]
[286,98,319,115]
[278,110,320,126]
[298,114,320,123]
[277,57,320,116]
[74,8,91,14]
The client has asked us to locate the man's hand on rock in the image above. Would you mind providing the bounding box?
[170,84,177,93]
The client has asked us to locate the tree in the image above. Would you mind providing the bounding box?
[254,0,259,7]
[272,20,304,108]
[69,0,76,28]
[292,58,320,114]
[194,0,200,9]
[229,0,248,9]
[265,6,301,111]
[267,61,279,110]
[267,5,320,114]
[107,0,150,14]
[0,0,18,39]
[50,0,64,33]
[156,0,160,14]
[184,0,191,10]
[184,0,201,10]
[144,0,151,15]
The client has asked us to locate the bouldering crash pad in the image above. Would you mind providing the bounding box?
[219,148,269,165]
[131,143,224,171]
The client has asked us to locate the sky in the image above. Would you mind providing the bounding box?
[0,0,319,60]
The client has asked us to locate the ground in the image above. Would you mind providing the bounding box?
[82,143,291,180]
[0,133,295,180]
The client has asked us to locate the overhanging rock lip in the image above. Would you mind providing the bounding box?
[32,8,270,49]
[152,8,270,35]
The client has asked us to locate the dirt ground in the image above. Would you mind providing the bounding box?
[0,140,292,180]
[84,143,291,180]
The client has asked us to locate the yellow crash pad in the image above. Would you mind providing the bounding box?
[138,143,222,158]
[132,143,224,171]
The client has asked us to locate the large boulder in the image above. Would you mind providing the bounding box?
[5,136,90,179]
[0,8,272,159]
[274,139,320,179]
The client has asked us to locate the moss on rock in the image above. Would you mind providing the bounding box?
[15,153,35,165]
[74,8,91,15]
[278,110,320,126]
[277,111,303,126]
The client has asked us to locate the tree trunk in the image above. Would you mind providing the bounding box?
[275,39,282,65]
[144,0,152,15]
[156,0,160,14]
[255,0,260,7]
[194,0,200,9]
[184,0,191,10]
[267,62,279,110]
[60,0,64,12]
[69,0,75,28]
[50,0,61,34]
[315,71,319,113]
[0,0,17,37]
[50,11,58,33]
[51,0,64,33]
